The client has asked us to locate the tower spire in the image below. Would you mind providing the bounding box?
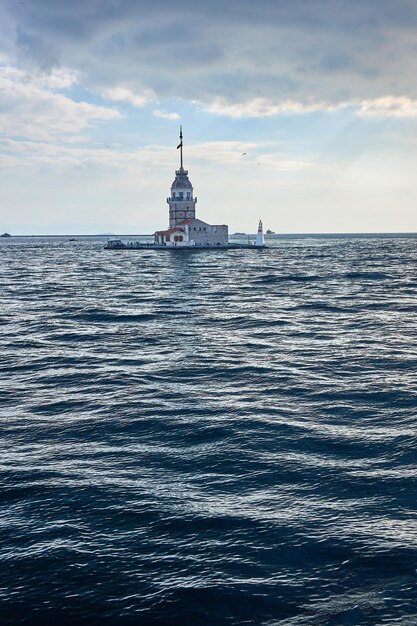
[179,125,183,169]
[169,126,196,229]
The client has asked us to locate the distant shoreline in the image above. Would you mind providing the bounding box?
[2,234,154,238]
[3,232,417,238]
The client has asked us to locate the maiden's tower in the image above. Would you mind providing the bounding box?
[105,127,265,250]
[154,127,229,247]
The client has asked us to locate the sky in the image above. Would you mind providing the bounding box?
[1,0,417,234]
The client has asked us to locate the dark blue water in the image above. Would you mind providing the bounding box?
[1,235,417,625]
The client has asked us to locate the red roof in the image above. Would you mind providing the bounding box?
[177,219,193,225]
[154,227,185,235]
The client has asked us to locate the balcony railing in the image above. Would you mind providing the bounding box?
[167,197,197,203]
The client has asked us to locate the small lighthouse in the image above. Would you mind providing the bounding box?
[256,219,265,247]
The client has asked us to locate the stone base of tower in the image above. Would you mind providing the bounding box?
[155,218,228,247]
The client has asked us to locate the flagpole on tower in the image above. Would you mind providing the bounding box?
[180,125,183,169]
[176,126,184,168]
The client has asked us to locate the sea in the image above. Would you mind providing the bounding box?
[1,234,416,625]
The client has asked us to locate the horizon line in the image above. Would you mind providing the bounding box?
[2,231,417,238]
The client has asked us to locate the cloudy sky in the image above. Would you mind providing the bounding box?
[1,0,417,234]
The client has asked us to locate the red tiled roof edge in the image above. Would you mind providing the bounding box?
[154,227,185,235]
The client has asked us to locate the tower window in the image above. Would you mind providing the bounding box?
[186,192,190,199]
[179,192,183,199]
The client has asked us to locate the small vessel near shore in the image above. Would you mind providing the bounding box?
[105,128,266,252]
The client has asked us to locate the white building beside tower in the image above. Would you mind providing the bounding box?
[154,127,229,247]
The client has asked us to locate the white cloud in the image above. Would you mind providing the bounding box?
[0,66,120,140]
[0,65,78,88]
[201,97,342,118]
[0,138,272,173]
[256,154,312,171]
[358,96,417,118]
[0,138,143,173]
[39,67,79,89]
[185,140,260,166]
[101,85,156,107]
[200,95,417,120]
[153,109,180,120]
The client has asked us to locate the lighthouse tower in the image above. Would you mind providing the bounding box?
[167,126,197,229]
[256,219,265,247]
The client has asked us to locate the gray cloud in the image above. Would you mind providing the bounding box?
[2,0,417,107]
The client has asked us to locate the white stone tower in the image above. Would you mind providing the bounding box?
[167,126,197,229]
[256,219,265,247]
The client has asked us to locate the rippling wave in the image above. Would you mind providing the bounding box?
[1,235,417,625]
